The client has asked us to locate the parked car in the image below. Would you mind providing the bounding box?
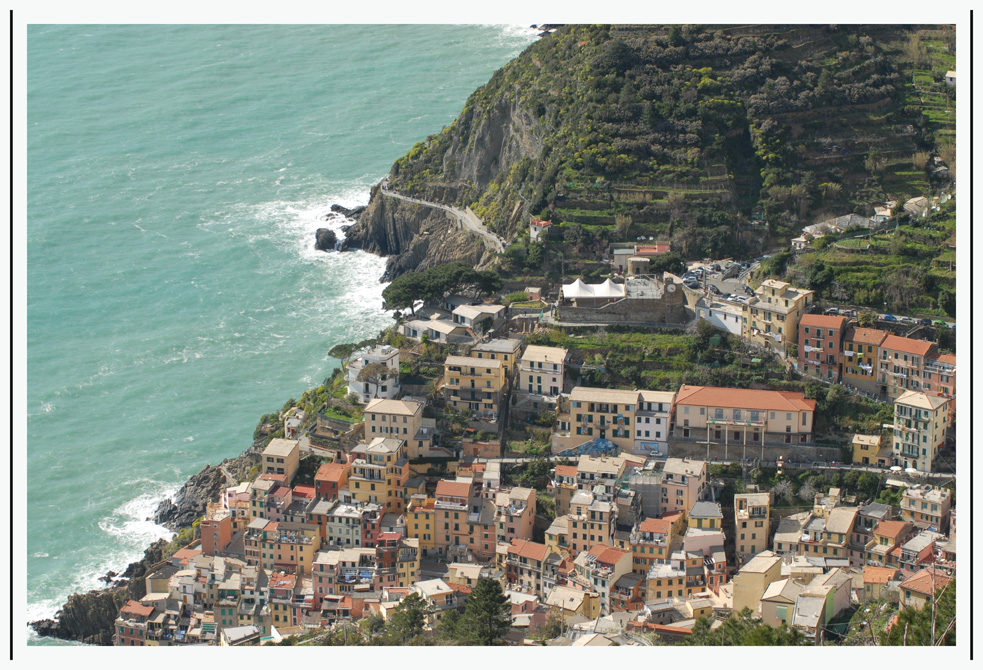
[883,314,898,322]
[933,319,948,327]
[825,307,839,316]
[720,293,732,300]
[744,286,755,296]
[708,285,721,294]
[918,319,932,326]
[899,316,915,325]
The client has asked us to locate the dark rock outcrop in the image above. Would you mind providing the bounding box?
[30,539,169,645]
[330,203,366,219]
[153,438,263,531]
[314,227,339,252]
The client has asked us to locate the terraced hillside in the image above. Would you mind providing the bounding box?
[385,24,955,262]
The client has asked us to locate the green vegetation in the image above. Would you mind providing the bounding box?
[881,579,955,646]
[382,261,502,312]
[388,25,954,264]
[685,608,809,645]
[776,200,955,316]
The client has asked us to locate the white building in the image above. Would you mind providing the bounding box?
[633,390,675,456]
[695,297,743,337]
[346,345,400,403]
[517,345,568,411]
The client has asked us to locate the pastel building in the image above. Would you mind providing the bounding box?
[798,314,848,381]
[673,384,816,448]
[346,345,400,403]
[553,387,640,453]
[892,391,950,472]
[741,279,814,356]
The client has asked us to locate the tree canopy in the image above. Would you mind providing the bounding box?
[382,262,503,312]
[456,578,511,645]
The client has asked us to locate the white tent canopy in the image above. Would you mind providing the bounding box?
[561,278,626,299]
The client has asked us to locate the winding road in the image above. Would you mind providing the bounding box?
[379,180,506,253]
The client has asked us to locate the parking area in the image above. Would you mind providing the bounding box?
[682,260,758,302]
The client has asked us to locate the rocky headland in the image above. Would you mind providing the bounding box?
[29,435,265,645]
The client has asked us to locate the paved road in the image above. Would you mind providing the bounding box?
[380,182,506,253]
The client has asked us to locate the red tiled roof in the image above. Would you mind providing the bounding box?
[587,543,630,566]
[172,547,201,564]
[846,327,889,346]
[900,568,952,596]
[435,480,471,499]
[315,462,348,482]
[293,484,316,499]
[259,472,287,483]
[638,516,673,535]
[120,600,155,617]
[932,353,956,365]
[555,465,578,478]
[881,334,935,357]
[378,532,401,541]
[448,583,472,595]
[873,520,910,541]
[509,539,549,562]
[270,485,290,499]
[635,244,670,254]
[800,314,847,329]
[864,566,899,584]
[675,385,816,412]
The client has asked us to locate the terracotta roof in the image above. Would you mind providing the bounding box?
[586,543,630,566]
[800,314,848,329]
[901,568,952,596]
[873,520,910,541]
[845,327,889,346]
[932,353,956,365]
[293,484,316,499]
[435,480,472,499]
[315,462,348,482]
[674,385,816,412]
[864,566,900,584]
[555,465,578,478]
[509,539,549,562]
[120,600,155,617]
[638,516,673,535]
[880,335,935,357]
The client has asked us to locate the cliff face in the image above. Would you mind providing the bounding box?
[30,539,168,646]
[344,91,546,280]
[152,436,263,531]
[345,24,953,274]
[345,188,499,281]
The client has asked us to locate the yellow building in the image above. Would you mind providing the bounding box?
[734,490,771,566]
[629,511,684,574]
[851,434,890,467]
[347,437,409,513]
[244,520,321,576]
[553,387,641,453]
[442,355,508,420]
[741,279,814,356]
[262,438,300,484]
[893,391,950,472]
[406,494,437,556]
[363,398,435,459]
[731,550,783,616]
[397,537,421,588]
[546,584,601,620]
[566,489,617,556]
[470,338,523,375]
[841,326,888,395]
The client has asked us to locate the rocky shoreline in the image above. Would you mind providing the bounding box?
[29,434,266,645]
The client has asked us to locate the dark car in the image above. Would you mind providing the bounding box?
[744,286,755,296]
[720,293,732,300]
[708,285,721,294]
[918,319,932,326]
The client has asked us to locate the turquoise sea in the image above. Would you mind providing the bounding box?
[25,23,537,641]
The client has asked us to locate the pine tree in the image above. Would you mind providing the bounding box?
[457,578,511,645]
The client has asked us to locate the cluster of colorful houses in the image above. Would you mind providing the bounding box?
[115,428,955,646]
[112,274,955,646]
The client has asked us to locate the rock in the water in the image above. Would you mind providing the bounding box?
[330,203,366,219]
[314,227,339,252]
